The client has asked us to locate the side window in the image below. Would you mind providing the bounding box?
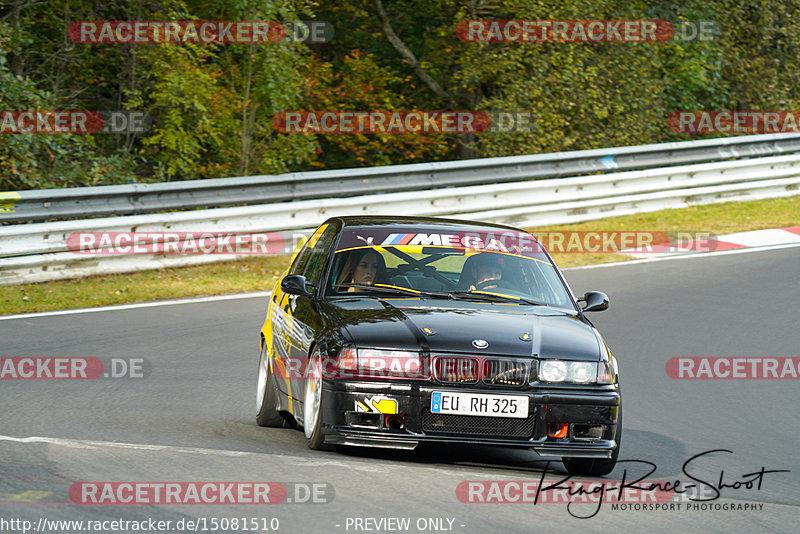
[289,243,312,276]
[303,225,338,285]
[289,224,328,276]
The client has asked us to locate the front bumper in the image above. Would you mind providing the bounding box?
[319,380,620,458]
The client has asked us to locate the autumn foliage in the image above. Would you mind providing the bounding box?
[2,0,800,190]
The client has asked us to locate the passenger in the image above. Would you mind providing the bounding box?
[335,249,387,292]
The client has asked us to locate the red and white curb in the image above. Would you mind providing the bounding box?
[621,226,800,258]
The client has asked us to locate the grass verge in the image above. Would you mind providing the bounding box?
[526,195,799,268]
[1,196,797,315]
[1,256,289,316]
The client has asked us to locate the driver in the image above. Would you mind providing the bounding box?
[465,253,504,291]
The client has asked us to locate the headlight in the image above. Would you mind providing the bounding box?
[539,360,612,384]
[539,360,568,382]
[569,362,596,383]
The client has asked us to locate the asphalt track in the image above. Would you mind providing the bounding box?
[1,246,798,533]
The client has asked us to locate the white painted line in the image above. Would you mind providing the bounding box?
[564,242,800,271]
[622,248,696,259]
[0,434,551,475]
[0,434,251,456]
[0,291,272,322]
[0,434,399,472]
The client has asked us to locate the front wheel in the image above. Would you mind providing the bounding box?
[303,349,331,450]
[562,403,622,477]
[256,344,285,427]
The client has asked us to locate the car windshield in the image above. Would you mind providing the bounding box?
[326,227,575,309]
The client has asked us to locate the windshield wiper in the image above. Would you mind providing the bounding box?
[447,290,546,306]
[337,283,440,298]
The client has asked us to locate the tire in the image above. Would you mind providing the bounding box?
[303,349,331,450]
[562,403,622,477]
[256,343,285,427]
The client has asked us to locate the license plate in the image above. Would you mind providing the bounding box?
[430,391,528,418]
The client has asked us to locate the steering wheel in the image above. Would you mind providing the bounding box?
[474,279,512,291]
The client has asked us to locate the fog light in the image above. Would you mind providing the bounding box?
[547,422,569,438]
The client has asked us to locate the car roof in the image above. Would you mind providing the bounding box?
[334,215,529,234]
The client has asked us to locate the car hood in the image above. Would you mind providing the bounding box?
[328,298,602,361]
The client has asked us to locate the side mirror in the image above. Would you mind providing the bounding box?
[281,275,314,297]
[579,291,609,312]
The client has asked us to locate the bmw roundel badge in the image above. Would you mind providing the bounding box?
[472,339,489,349]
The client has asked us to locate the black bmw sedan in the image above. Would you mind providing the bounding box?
[256,216,621,476]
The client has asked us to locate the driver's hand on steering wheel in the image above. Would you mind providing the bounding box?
[470,278,500,291]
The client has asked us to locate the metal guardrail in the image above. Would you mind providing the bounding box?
[2,138,799,285]
[3,133,800,223]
